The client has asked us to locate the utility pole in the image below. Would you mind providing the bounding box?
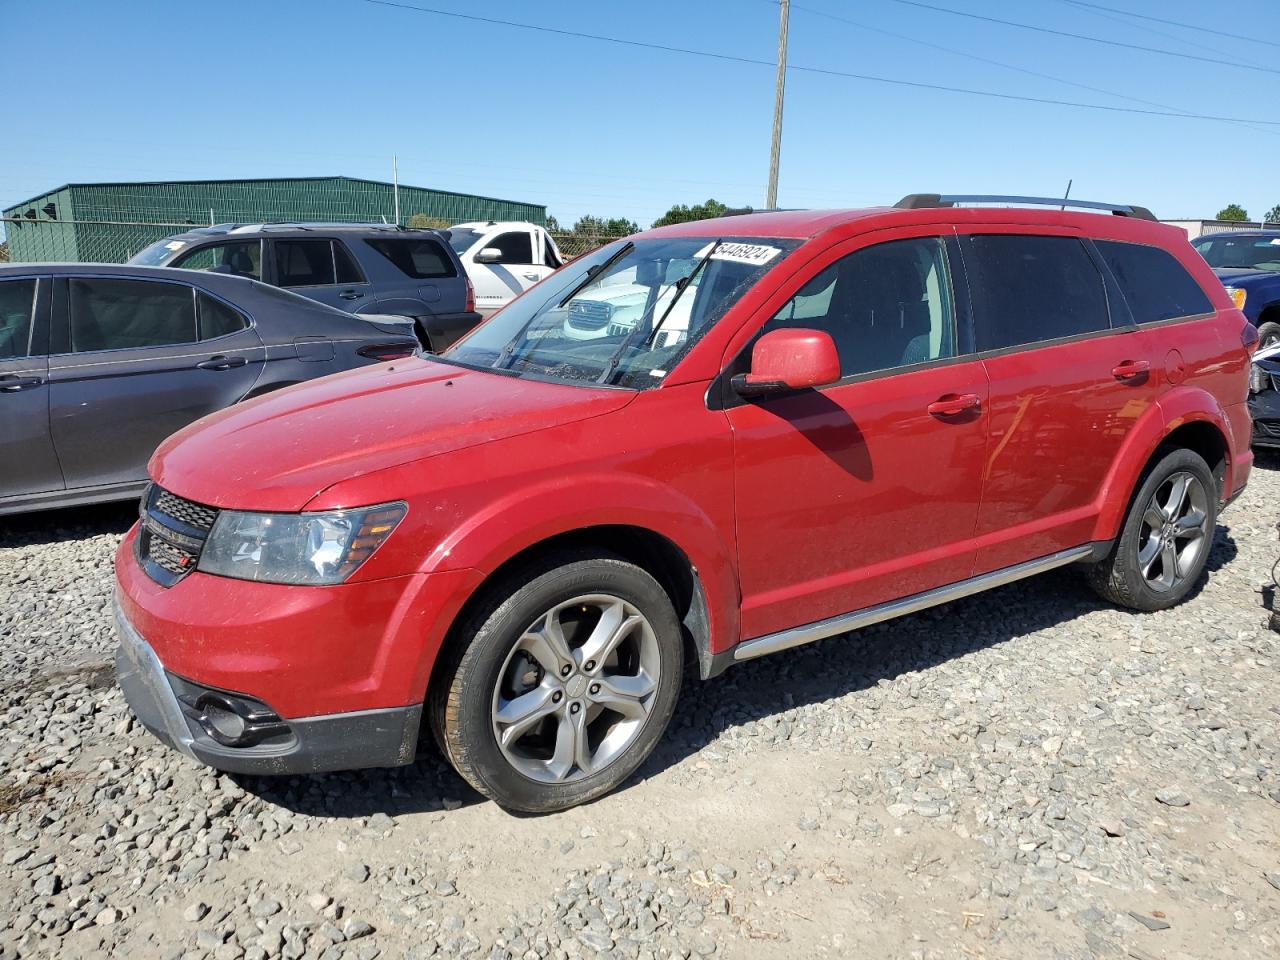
[392,155,401,226]
[766,0,790,210]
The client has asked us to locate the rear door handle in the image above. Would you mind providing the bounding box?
[1112,359,1151,381]
[196,355,248,371]
[927,393,982,417]
[339,290,363,300]
[521,272,540,281]
[0,375,43,392]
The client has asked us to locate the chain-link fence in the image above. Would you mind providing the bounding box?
[0,216,627,265]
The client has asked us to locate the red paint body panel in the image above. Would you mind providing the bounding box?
[115,205,1254,729]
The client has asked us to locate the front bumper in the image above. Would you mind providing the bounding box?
[1250,390,1280,449]
[114,598,421,776]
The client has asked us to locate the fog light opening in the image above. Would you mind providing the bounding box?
[197,695,251,746]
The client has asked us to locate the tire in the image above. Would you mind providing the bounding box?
[1087,447,1218,611]
[1257,320,1280,351]
[430,552,683,813]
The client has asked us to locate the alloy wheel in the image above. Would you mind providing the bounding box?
[1136,471,1210,593]
[490,594,661,784]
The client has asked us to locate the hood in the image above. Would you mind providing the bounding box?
[1213,267,1279,285]
[150,358,634,511]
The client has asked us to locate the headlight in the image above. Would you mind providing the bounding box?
[198,502,406,585]
[1226,286,1247,310]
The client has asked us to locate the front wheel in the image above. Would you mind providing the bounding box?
[1087,447,1217,611]
[431,553,683,813]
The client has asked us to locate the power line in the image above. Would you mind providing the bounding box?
[1059,0,1280,50]
[790,2,1279,139]
[363,1,1280,127]
[879,0,1280,75]
[1048,0,1239,60]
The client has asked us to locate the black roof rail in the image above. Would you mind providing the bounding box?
[895,193,1156,221]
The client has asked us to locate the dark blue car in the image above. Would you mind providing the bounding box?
[1192,230,1280,348]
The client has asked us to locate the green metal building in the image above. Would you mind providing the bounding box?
[2,176,547,263]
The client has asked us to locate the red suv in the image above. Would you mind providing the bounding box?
[114,195,1255,812]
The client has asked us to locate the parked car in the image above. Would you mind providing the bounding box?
[444,221,563,316]
[1248,341,1280,448]
[129,223,481,350]
[0,263,418,516]
[115,195,1255,813]
[1191,230,1280,348]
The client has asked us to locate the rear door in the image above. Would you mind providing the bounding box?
[0,276,63,500]
[47,276,265,489]
[957,228,1160,574]
[269,238,372,312]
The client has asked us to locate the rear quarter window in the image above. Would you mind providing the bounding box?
[1095,240,1213,324]
[364,238,458,279]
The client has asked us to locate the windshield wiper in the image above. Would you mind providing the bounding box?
[594,239,722,385]
[557,241,635,308]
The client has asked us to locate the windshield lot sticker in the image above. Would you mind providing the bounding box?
[164,241,187,251]
[697,242,781,266]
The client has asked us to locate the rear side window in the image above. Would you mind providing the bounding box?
[274,240,336,287]
[197,291,248,340]
[69,278,196,352]
[364,238,457,279]
[174,241,262,281]
[0,278,36,360]
[333,242,366,284]
[1096,240,1212,324]
[962,235,1109,351]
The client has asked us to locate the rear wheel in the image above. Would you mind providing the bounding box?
[431,553,683,813]
[1087,448,1217,611]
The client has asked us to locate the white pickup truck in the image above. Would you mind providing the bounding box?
[444,221,566,316]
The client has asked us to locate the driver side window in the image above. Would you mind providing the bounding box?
[764,236,955,378]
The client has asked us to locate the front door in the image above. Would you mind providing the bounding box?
[468,229,550,314]
[0,276,63,501]
[728,231,990,640]
[48,276,264,489]
[956,228,1161,573]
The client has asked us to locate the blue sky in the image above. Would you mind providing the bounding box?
[1,0,1276,232]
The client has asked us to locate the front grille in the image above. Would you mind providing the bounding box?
[137,486,219,587]
[567,300,612,331]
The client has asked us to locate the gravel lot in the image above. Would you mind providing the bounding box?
[3,459,1279,960]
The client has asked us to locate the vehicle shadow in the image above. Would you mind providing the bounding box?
[242,525,1240,819]
[0,502,137,548]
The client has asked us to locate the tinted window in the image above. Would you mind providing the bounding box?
[963,235,1108,351]
[197,292,247,340]
[174,241,262,281]
[544,237,560,268]
[333,242,365,284]
[487,231,534,265]
[69,278,196,352]
[764,237,955,378]
[0,279,36,360]
[364,238,457,279]
[1096,241,1213,324]
[274,240,336,287]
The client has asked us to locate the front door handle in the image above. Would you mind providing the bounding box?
[927,393,982,417]
[521,272,540,281]
[196,355,248,371]
[1112,359,1151,381]
[0,375,43,392]
[339,290,363,300]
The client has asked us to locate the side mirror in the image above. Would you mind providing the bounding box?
[731,328,840,398]
[474,247,503,264]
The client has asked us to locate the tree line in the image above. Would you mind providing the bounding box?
[1217,204,1280,224]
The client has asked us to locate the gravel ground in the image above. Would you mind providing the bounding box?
[2,460,1279,960]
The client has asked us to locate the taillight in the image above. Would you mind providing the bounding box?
[1243,322,1261,353]
[358,342,417,362]
[464,275,475,314]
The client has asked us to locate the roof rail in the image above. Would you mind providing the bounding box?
[895,194,1156,221]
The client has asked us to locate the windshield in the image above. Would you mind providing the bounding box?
[442,235,800,389]
[129,237,188,266]
[1193,235,1280,272]
[445,228,483,255]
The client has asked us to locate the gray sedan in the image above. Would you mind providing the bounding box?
[0,263,419,516]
